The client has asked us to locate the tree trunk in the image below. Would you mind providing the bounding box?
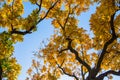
[0,64,2,80]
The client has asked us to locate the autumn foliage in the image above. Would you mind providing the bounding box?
[26,0,120,80]
[0,0,120,80]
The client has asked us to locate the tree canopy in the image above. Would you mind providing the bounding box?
[0,0,58,79]
[0,0,120,80]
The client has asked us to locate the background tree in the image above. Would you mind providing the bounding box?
[0,0,58,79]
[26,0,120,80]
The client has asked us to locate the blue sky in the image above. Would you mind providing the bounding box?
[13,1,120,80]
[13,2,54,79]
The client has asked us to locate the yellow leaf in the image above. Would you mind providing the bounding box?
[42,66,46,72]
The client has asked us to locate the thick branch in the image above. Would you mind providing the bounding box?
[96,70,120,80]
[96,9,118,73]
[66,37,91,72]
[57,64,79,80]
[10,28,32,35]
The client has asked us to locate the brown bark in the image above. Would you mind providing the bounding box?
[0,64,2,80]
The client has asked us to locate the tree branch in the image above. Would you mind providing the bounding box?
[56,4,71,37]
[36,0,42,14]
[10,29,32,35]
[57,64,79,80]
[96,9,119,73]
[66,37,91,72]
[63,4,71,28]
[0,64,2,80]
[58,48,68,53]
[38,0,59,23]
[81,65,85,80]
[96,70,120,80]
[10,0,59,35]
